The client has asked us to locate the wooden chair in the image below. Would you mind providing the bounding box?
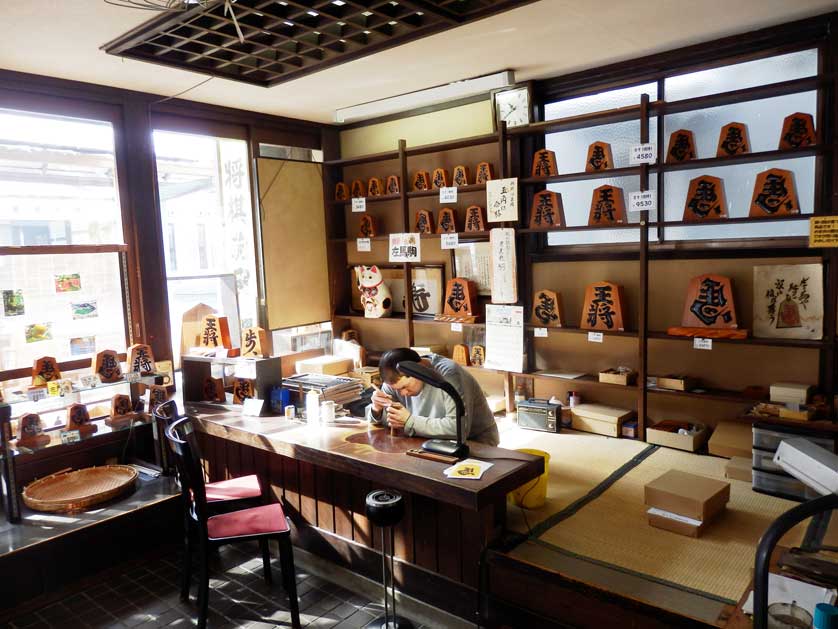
[165,416,301,629]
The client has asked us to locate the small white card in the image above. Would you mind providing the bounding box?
[628,190,657,213]
[534,327,548,337]
[234,360,258,380]
[389,233,421,262]
[439,186,457,203]
[486,178,519,222]
[356,238,371,252]
[440,233,459,249]
[629,143,656,165]
[693,337,713,350]
[450,322,463,332]
[242,398,265,417]
[587,331,604,343]
[60,430,81,444]
[125,372,142,384]
[351,197,366,213]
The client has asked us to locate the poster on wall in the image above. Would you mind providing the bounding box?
[54,274,82,293]
[71,300,98,320]
[2,290,24,316]
[70,336,96,356]
[453,242,492,296]
[753,263,823,340]
[25,323,52,343]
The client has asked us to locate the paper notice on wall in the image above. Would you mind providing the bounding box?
[489,228,517,303]
[486,178,518,222]
[484,304,524,372]
[389,233,421,262]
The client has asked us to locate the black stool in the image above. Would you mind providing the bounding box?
[365,490,414,629]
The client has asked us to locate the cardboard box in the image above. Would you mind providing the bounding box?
[654,375,700,392]
[646,509,707,538]
[571,414,620,437]
[708,421,752,459]
[645,470,730,536]
[411,345,447,356]
[598,368,637,386]
[348,367,381,389]
[571,403,635,438]
[296,355,354,375]
[646,422,709,452]
[770,382,813,405]
[725,456,753,483]
[778,405,815,422]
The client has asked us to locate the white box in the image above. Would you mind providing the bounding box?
[769,382,813,405]
[774,438,838,496]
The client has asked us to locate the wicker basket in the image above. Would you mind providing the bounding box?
[23,465,138,513]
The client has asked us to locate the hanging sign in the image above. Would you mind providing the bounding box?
[486,178,519,222]
[809,216,838,248]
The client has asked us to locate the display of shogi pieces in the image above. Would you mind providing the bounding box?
[358,214,377,238]
[585,141,614,172]
[779,112,816,150]
[233,378,255,404]
[128,343,156,375]
[351,179,366,198]
[107,394,134,428]
[412,170,432,191]
[434,278,479,323]
[431,168,449,189]
[203,377,226,402]
[66,403,97,437]
[148,384,170,415]
[475,162,495,184]
[531,289,563,328]
[31,356,61,387]
[240,326,268,358]
[15,413,50,448]
[199,315,232,349]
[367,177,384,197]
[385,175,400,195]
[452,165,470,186]
[716,122,750,157]
[666,129,697,163]
[452,344,471,366]
[470,345,486,367]
[531,149,558,177]
[749,168,800,217]
[335,182,349,201]
[415,209,434,234]
[667,274,747,339]
[683,175,728,221]
[436,208,458,234]
[580,282,626,332]
[464,206,486,232]
[94,349,123,383]
[529,190,566,229]
[588,185,627,226]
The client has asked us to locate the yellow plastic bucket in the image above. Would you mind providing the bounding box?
[508,449,550,509]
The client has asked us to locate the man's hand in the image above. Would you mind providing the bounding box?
[371,388,393,414]
[386,402,410,429]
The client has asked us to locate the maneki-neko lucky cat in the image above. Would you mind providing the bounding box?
[355,265,392,319]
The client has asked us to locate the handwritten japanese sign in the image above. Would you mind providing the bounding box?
[486,178,518,222]
[389,233,421,263]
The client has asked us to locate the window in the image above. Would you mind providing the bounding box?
[197,224,208,270]
[167,223,177,272]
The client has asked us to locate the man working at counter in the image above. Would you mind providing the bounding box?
[365,348,500,446]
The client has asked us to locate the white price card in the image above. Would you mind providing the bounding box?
[356,238,371,252]
[486,178,519,222]
[440,233,459,249]
[450,322,463,332]
[439,186,457,204]
[389,233,421,262]
[351,197,366,213]
[60,430,81,444]
[693,337,713,350]
[629,190,657,213]
[629,143,657,165]
[125,371,142,384]
[587,331,604,343]
[484,305,524,372]
[534,327,548,338]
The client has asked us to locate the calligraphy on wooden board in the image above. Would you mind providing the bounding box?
[203,377,226,402]
[531,149,558,178]
[431,168,449,189]
[199,315,232,349]
[749,168,800,217]
[452,165,470,186]
[16,413,49,448]
[531,289,563,328]
[67,403,96,436]
[580,282,626,332]
[436,208,458,234]
[335,182,349,201]
[588,185,626,226]
[475,162,495,184]
[434,278,478,323]
[107,394,134,428]
[385,175,400,195]
[779,113,816,150]
[241,327,268,358]
[351,179,366,198]
[128,343,156,375]
[411,171,431,191]
[358,214,377,238]
[529,190,565,229]
[586,142,613,172]
[683,175,727,221]
[148,384,170,415]
[667,274,748,339]
[666,129,697,163]
[94,350,123,383]
[367,177,384,197]
[470,345,486,367]
[415,209,434,234]
[464,206,487,232]
[32,356,61,387]
[233,378,255,404]
[716,122,750,157]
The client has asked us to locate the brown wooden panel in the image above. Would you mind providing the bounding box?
[393,492,414,564]
[224,438,241,480]
[461,503,494,588]
[239,442,256,476]
[437,502,462,582]
[282,456,301,516]
[333,471,354,540]
[351,475,374,549]
[299,460,317,526]
[315,466,335,533]
[412,494,438,572]
[267,450,283,504]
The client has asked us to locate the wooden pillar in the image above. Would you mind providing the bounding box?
[637,93,651,440]
[398,139,415,347]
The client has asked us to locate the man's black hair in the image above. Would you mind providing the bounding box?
[379,347,421,384]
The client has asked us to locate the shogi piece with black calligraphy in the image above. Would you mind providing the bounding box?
[531,289,563,328]
[779,113,816,150]
[452,344,471,366]
[15,413,49,448]
[358,214,377,238]
[580,282,626,332]
[464,206,486,232]
[241,326,268,358]
[66,403,96,436]
[32,356,61,387]
[436,208,458,234]
[94,350,123,383]
[148,384,170,414]
[585,142,613,172]
[470,345,486,367]
[531,149,558,177]
[367,177,384,197]
[233,378,255,404]
[385,175,400,194]
[199,314,232,349]
[667,274,747,339]
[107,394,134,428]
[452,165,470,186]
[431,168,449,189]
[529,190,565,229]
[435,278,478,323]
[203,377,226,402]
[666,129,697,163]
[128,343,156,375]
[351,179,366,198]
[412,171,431,191]
[716,122,750,157]
[415,209,434,234]
[683,175,727,221]
[475,162,495,184]
[749,168,800,217]
[335,182,349,201]
[588,185,626,226]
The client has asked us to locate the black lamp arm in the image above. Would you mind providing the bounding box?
[395,360,466,445]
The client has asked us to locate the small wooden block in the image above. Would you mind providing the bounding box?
[580,282,626,332]
[440,278,477,318]
[110,394,134,419]
[385,175,401,195]
[529,190,566,229]
[415,209,434,234]
[531,289,563,327]
[585,142,613,172]
[452,165,470,186]
[683,175,727,221]
[716,122,750,157]
[148,384,170,414]
[32,356,61,386]
[452,344,471,366]
[588,185,627,225]
[666,129,697,163]
[470,345,486,367]
[233,378,255,404]
[680,274,739,329]
[666,327,748,340]
[15,413,50,449]
[241,326,268,357]
[412,171,432,191]
[431,168,449,189]
[406,448,458,464]
[367,177,384,197]
[66,403,96,436]
[351,179,366,198]
[94,350,123,383]
[749,168,800,217]
[464,206,486,232]
[203,377,226,402]
[128,343,156,375]
[779,112,816,150]
[335,182,349,201]
[358,214,377,238]
[531,149,558,177]
[475,162,495,184]
[199,314,232,349]
[436,208,458,234]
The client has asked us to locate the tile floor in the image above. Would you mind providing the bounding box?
[3,542,428,628]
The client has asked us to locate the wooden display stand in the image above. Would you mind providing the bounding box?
[464,206,486,232]
[531,289,563,327]
[432,168,449,189]
[453,165,470,186]
[779,112,816,149]
[181,354,283,407]
[580,282,626,332]
[749,168,800,217]
[412,171,431,191]
[351,179,366,198]
[434,278,479,323]
[585,141,613,171]
[367,177,384,197]
[94,350,123,383]
[529,190,565,229]
[475,162,494,184]
[415,209,434,234]
[386,175,400,194]
[666,129,697,163]
[31,356,61,387]
[358,214,377,238]
[667,274,748,339]
[437,208,457,233]
[683,175,727,221]
[588,185,626,225]
[716,122,750,156]
[531,149,558,177]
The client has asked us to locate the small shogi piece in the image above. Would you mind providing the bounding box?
[779,112,816,150]
[94,350,123,383]
[358,214,377,238]
[241,326,268,358]
[107,394,134,428]
[452,344,471,366]
[580,282,626,332]
[434,278,478,322]
[148,384,170,415]
[683,175,728,221]
[32,356,61,387]
[351,179,366,198]
[470,345,486,367]
[666,129,697,163]
[464,206,486,232]
[203,377,226,402]
[475,162,495,184]
[531,149,558,177]
[415,209,434,234]
[436,208,458,234]
[128,343,156,375]
[749,168,800,217]
[199,315,232,349]
[585,141,614,172]
[431,168,449,189]
[412,171,432,191]
[385,175,400,194]
[367,177,384,197]
[531,289,563,328]
[679,274,740,330]
[233,378,255,404]
[452,165,470,186]
[16,413,50,448]
[716,122,750,157]
[588,185,626,226]
[335,182,349,201]
[529,190,566,229]
[66,403,96,436]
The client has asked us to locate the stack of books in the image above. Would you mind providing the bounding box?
[282,373,364,407]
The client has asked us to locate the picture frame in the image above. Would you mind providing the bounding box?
[349,264,445,317]
[491,82,534,131]
[451,241,493,296]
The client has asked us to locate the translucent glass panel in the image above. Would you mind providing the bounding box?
[665,49,817,101]
[545,119,657,173]
[545,82,658,120]
[0,109,123,246]
[0,253,127,370]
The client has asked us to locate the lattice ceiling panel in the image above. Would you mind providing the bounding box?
[103,0,534,87]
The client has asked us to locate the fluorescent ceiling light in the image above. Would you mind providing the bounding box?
[334,70,513,124]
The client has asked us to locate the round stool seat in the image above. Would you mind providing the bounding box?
[365,489,404,528]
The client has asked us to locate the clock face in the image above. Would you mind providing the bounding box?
[495,87,530,128]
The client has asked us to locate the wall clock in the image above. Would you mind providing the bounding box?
[492,83,532,130]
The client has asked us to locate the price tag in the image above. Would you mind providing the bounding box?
[628,190,657,213]
[440,233,459,249]
[47,381,61,397]
[450,322,463,332]
[125,372,141,384]
[534,327,548,338]
[356,238,371,252]
[351,197,366,213]
[629,143,656,165]
[60,430,81,444]
[26,388,47,402]
[242,398,265,417]
[439,186,457,203]
[693,337,713,350]
[587,332,604,343]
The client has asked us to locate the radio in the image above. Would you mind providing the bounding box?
[517,398,562,433]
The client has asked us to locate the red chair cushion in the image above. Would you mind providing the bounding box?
[207,503,289,540]
[205,474,262,502]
